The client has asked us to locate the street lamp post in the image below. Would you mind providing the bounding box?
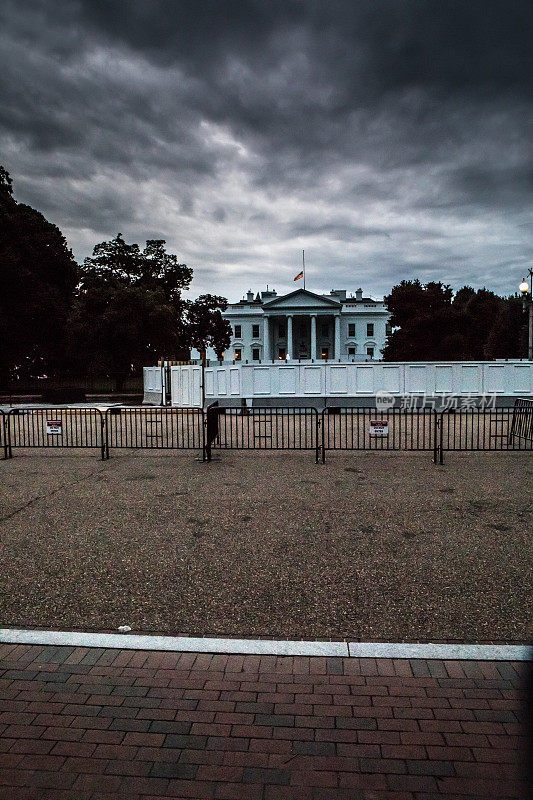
[519,268,533,360]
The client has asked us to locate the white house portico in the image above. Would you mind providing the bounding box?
[217,287,391,363]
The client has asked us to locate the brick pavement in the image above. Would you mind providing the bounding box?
[0,644,531,799]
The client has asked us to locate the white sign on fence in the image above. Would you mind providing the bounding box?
[46,419,62,435]
[369,419,389,437]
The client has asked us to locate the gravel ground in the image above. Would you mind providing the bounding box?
[0,449,532,642]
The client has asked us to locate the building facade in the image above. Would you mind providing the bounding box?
[217,287,391,362]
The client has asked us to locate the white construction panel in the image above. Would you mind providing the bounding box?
[355,367,374,394]
[181,368,191,405]
[190,367,202,407]
[144,367,164,405]
[253,367,271,395]
[204,370,215,396]
[229,368,241,395]
[328,365,348,394]
[303,366,323,395]
[216,368,227,396]
[278,366,298,395]
[435,365,453,393]
[382,366,401,393]
[460,364,482,394]
[406,365,428,393]
[512,364,532,394]
[484,365,506,394]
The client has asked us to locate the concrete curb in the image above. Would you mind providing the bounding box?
[1,628,531,660]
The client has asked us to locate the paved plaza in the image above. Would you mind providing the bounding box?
[0,642,531,799]
[1,450,532,641]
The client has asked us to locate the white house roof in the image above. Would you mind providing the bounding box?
[262,289,341,309]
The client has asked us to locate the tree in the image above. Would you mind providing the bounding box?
[187,295,232,361]
[383,279,527,361]
[0,165,78,383]
[69,234,193,385]
[383,281,455,360]
[484,296,527,359]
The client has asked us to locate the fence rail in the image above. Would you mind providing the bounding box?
[439,403,533,454]
[1,401,531,463]
[508,397,533,446]
[104,407,204,458]
[1,374,144,397]
[1,410,8,460]
[206,406,320,462]
[321,407,436,462]
[6,407,106,459]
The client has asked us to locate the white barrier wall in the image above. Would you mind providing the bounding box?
[162,361,533,407]
[143,367,164,405]
[170,365,203,408]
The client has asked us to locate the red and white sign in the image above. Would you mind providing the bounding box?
[369,419,389,436]
[46,419,62,435]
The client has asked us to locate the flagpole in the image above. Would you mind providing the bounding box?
[303,250,306,290]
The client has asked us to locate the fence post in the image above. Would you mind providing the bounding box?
[433,411,439,464]
[2,410,11,459]
[202,409,209,462]
[439,411,444,464]
[314,409,319,464]
[99,410,108,460]
[321,408,326,463]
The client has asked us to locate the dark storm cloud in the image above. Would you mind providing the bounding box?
[1,0,533,299]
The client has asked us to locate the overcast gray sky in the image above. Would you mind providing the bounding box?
[1,0,533,301]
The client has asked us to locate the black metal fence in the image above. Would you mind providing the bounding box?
[6,407,106,459]
[1,374,143,400]
[1,410,8,460]
[206,405,320,462]
[438,403,533,459]
[1,400,532,463]
[508,397,533,446]
[321,406,436,463]
[104,407,204,458]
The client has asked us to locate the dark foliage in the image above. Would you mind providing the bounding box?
[383,280,527,360]
[0,165,79,382]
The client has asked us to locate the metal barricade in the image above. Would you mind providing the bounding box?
[508,398,533,447]
[441,406,533,457]
[1,409,11,459]
[105,406,205,459]
[7,407,106,459]
[321,407,437,463]
[207,406,320,463]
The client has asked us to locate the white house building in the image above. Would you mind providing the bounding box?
[213,287,391,363]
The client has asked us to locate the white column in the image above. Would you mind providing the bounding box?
[334,314,341,361]
[264,316,270,361]
[287,315,293,359]
[310,314,317,361]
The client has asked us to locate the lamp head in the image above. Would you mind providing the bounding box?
[519,279,529,295]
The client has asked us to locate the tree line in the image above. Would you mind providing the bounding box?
[0,166,232,386]
[383,280,527,361]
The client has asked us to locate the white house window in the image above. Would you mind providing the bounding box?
[278,347,286,360]
[252,324,260,338]
[234,324,242,338]
[321,323,329,337]
[366,323,374,337]
[252,348,260,361]
[348,346,356,356]
[234,348,242,361]
[278,324,286,338]
[348,323,356,337]
[321,347,329,360]
[366,347,374,358]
